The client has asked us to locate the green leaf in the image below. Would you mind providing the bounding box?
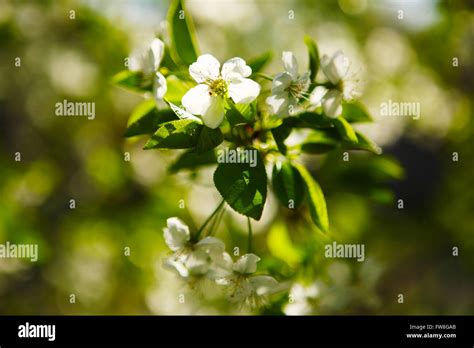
[333,116,358,143]
[301,129,340,154]
[345,131,382,155]
[112,70,151,93]
[166,100,202,123]
[272,162,305,209]
[160,45,179,71]
[167,0,199,65]
[225,100,256,126]
[196,126,223,153]
[165,75,192,104]
[235,101,256,120]
[295,112,334,129]
[213,148,267,220]
[304,36,319,82]
[248,52,273,73]
[271,123,292,155]
[144,119,202,149]
[225,102,249,126]
[125,99,177,137]
[169,149,216,173]
[342,101,373,123]
[294,164,329,233]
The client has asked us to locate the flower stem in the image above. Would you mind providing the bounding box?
[206,204,226,237]
[194,200,225,241]
[247,217,253,253]
[254,72,273,81]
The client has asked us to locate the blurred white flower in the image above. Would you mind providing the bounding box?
[284,282,320,315]
[266,51,310,118]
[319,50,358,118]
[182,54,261,129]
[128,38,167,102]
[216,253,279,307]
[162,217,226,278]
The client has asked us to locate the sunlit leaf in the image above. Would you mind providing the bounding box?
[333,116,358,143]
[345,131,382,154]
[301,129,340,154]
[144,119,202,149]
[166,100,202,123]
[125,99,177,137]
[294,163,329,232]
[167,0,199,65]
[112,70,151,93]
[342,101,373,123]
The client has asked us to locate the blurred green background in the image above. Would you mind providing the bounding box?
[0,0,473,315]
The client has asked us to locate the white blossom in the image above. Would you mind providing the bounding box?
[266,51,310,118]
[216,253,279,307]
[162,218,225,279]
[182,54,261,129]
[319,51,358,118]
[128,38,167,102]
[284,282,320,315]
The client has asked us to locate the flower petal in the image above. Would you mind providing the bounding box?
[163,257,189,277]
[208,252,233,279]
[185,249,210,275]
[282,51,298,78]
[182,84,212,116]
[153,72,167,102]
[228,77,260,104]
[309,86,328,107]
[271,72,293,94]
[163,217,190,251]
[320,51,348,85]
[221,57,252,80]
[150,38,165,71]
[250,275,279,295]
[322,89,343,118]
[196,237,225,255]
[233,253,260,274]
[201,95,225,129]
[189,54,221,83]
[266,93,297,118]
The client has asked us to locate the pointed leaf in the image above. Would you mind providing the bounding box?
[214,148,267,220]
[144,119,202,149]
[301,129,340,154]
[248,52,273,73]
[166,100,202,123]
[196,126,223,153]
[112,70,151,93]
[304,36,319,82]
[125,99,177,137]
[272,161,305,209]
[169,149,217,173]
[333,116,358,143]
[345,131,382,154]
[167,0,199,65]
[294,163,329,232]
[271,123,292,155]
[342,101,373,123]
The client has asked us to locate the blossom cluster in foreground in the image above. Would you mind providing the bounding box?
[162,217,279,307]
